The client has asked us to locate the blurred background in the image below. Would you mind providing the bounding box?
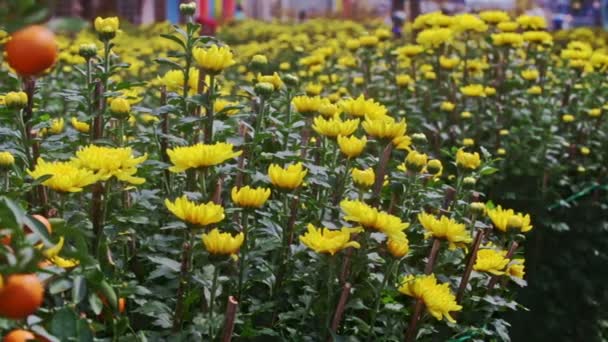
[51,0,608,29]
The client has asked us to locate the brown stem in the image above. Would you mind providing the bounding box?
[300,117,312,159]
[221,296,239,342]
[286,195,300,245]
[93,81,104,140]
[159,86,171,189]
[456,229,485,303]
[487,241,519,290]
[372,142,393,207]
[329,282,352,337]
[212,176,224,205]
[404,299,424,342]
[424,238,441,274]
[339,248,353,284]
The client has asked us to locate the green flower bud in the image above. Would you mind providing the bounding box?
[179,2,197,15]
[79,43,98,59]
[463,176,477,186]
[254,82,274,98]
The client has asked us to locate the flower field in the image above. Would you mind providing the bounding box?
[1,6,607,341]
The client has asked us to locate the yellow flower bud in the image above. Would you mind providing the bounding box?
[110,98,131,115]
[4,91,28,108]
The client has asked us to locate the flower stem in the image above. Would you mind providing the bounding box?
[456,226,484,303]
[208,263,221,338]
[204,74,216,143]
[368,259,395,337]
[237,210,250,299]
[172,229,193,332]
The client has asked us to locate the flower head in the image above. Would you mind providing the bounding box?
[165,195,225,227]
[4,91,28,108]
[399,274,462,323]
[292,96,324,114]
[507,259,526,279]
[460,84,485,97]
[405,150,428,172]
[167,143,241,172]
[0,151,15,166]
[192,45,235,74]
[268,163,307,190]
[312,116,359,138]
[362,116,406,140]
[231,186,271,208]
[28,158,99,192]
[257,72,283,90]
[416,28,453,49]
[456,149,481,170]
[94,17,119,35]
[73,145,147,184]
[202,228,244,256]
[474,249,510,275]
[71,117,90,133]
[418,212,472,250]
[158,68,200,95]
[299,224,362,255]
[336,135,367,158]
[214,99,239,116]
[339,95,387,120]
[491,32,523,47]
[487,205,533,233]
[387,238,409,258]
[351,168,375,188]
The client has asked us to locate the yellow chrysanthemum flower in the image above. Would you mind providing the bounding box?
[292,95,324,114]
[516,15,547,30]
[337,135,367,158]
[299,224,363,255]
[440,101,455,111]
[479,10,510,24]
[214,99,239,116]
[231,186,271,208]
[71,117,90,133]
[165,195,225,227]
[404,150,428,172]
[339,95,387,120]
[73,145,147,185]
[4,91,28,107]
[453,14,488,33]
[0,151,15,166]
[340,199,409,241]
[94,17,119,34]
[460,84,485,97]
[362,116,407,140]
[399,274,462,323]
[267,163,307,190]
[521,69,539,81]
[192,45,235,74]
[166,143,241,172]
[491,32,523,47]
[507,259,526,279]
[28,158,99,193]
[158,68,201,95]
[351,168,375,188]
[474,249,510,275]
[257,72,283,90]
[312,116,359,138]
[387,237,409,258]
[318,100,341,117]
[418,212,472,250]
[487,205,533,233]
[416,28,453,49]
[202,228,244,256]
[42,237,79,269]
[456,149,481,170]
